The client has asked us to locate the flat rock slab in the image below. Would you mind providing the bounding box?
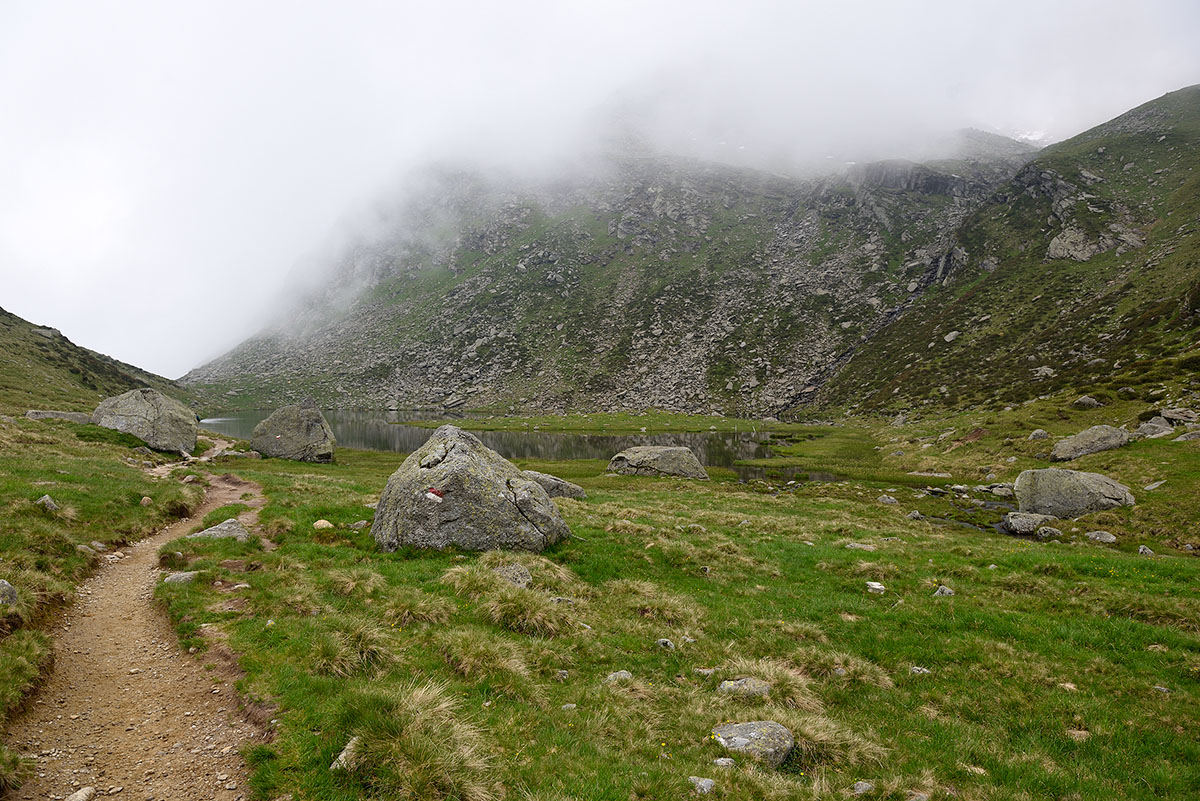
[521,469,586,499]
[92,388,197,453]
[1050,425,1130,461]
[1015,468,1134,518]
[608,446,709,479]
[250,399,336,462]
[711,721,794,768]
[373,425,570,552]
[187,518,252,543]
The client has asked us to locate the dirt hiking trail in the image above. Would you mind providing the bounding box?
[5,469,267,801]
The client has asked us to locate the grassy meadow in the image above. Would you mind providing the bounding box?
[151,395,1198,800]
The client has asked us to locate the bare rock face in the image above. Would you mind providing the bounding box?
[91,388,197,454]
[521,469,586,499]
[607,446,709,479]
[250,399,336,462]
[1050,425,1131,461]
[1015,468,1134,518]
[373,425,570,552]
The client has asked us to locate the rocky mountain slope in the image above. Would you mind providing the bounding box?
[0,307,188,414]
[818,84,1200,415]
[184,130,1037,415]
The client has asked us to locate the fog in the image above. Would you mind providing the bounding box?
[2,0,1197,378]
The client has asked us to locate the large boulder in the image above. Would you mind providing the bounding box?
[1015,468,1134,518]
[520,470,586,499]
[373,425,570,552]
[607,446,709,479]
[1050,425,1131,461]
[91,388,197,453]
[250,399,336,462]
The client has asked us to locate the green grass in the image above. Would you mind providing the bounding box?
[152,406,1198,800]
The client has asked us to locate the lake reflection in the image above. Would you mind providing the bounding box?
[200,410,800,480]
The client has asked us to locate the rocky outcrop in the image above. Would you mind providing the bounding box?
[373,425,570,552]
[91,388,197,453]
[1015,468,1134,518]
[608,446,709,479]
[520,470,586,499]
[250,399,336,462]
[1135,416,1174,438]
[1050,425,1131,461]
[25,410,92,424]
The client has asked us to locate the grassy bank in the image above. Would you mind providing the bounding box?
[0,416,202,786]
[156,405,1198,800]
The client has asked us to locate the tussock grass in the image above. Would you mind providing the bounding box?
[436,627,539,699]
[382,588,455,627]
[721,657,823,712]
[478,585,574,638]
[791,647,894,688]
[342,680,500,801]
[310,618,396,677]
[327,566,387,598]
[601,579,702,628]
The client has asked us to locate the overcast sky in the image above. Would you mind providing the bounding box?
[2,0,1198,378]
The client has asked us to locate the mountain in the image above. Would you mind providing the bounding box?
[183,129,1038,415]
[0,307,188,414]
[817,84,1200,414]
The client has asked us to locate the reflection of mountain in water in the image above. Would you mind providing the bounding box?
[200,410,776,467]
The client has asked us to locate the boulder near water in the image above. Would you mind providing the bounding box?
[607,445,709,479]
[250,399,336,462]
[1015,468,1134,518]
[91,388,197,454]
[373,425,570,552]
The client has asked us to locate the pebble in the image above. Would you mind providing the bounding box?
[910,666,931,675]
[688,776,715,794]
[933,585,955,597]
[852,780,875,794]
[561,703,576,711]
[656,638,675,650]
[865,581,886,594]
[1138,545,1154,555]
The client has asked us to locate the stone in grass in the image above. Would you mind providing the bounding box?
[1072,395,1104,409]
[1086,530,1117,543]
[933,585,955,597]
[521,469,586,499]
[852,781,876,795]
[0,580,17,605]
[350,520,369,530]
[907,510,922,520]
[313,519,334,530]
[711,721,795,768]
[910,666,931,675]
[1138,545,1154,555]
[877,495,898,504]
[187,518,252,543]
[689,776,715,795]
[1014,468,1134,518]
[1028,429,1048,441]
[1035,526,1063,540]
[1001,512,1056,536]
[865,581,886,594]
[34,494,59,512]
[605,670,633,683]
[163,571,198,584]
[92,387,197,453]
[656,638,675,650]
[491,563,532,588]
[845,542,875,551]
[329,736,360,772]
[718,677,771,698]
[713,757,735,767]
[1050,425,1130,461]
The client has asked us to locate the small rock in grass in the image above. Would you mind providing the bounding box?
[329,736,360,771]
[163,571,197,584]
[1138,545,1154,555]
[182,475,197,484]
[910,666,931,675]
[1086,530,1116,543]
[77,544,96,556]
[1153,685,1171,693]
[710,720,795,768]
[350,520,369,530]
[0,580,16,605]
[492,563,532,588]
[554,669,568,682]
[846,542,875,551]
[713,757,735,767]
[987,564,998,570]
[694,667,716,676]
[865,581,886,594]
[605,670,633,683]
[656,638,675,650]
[140,496,153,507]
[35,494,59,512]
[1144,480,1165,491]
[852,780,876,794]
[561,703,576,711]
[312,519,334,530]
[907,793,931,801]
[1035,526,1063,540]
[688,776,715,794]
[1072,395,1103,409]
[933,585,955,596]
[90,540,108,552]
[718,677,771,698]
[188,518,252,543]
[877,495,897,504]
[1028,429,1048,441]
[906,510,922,520]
